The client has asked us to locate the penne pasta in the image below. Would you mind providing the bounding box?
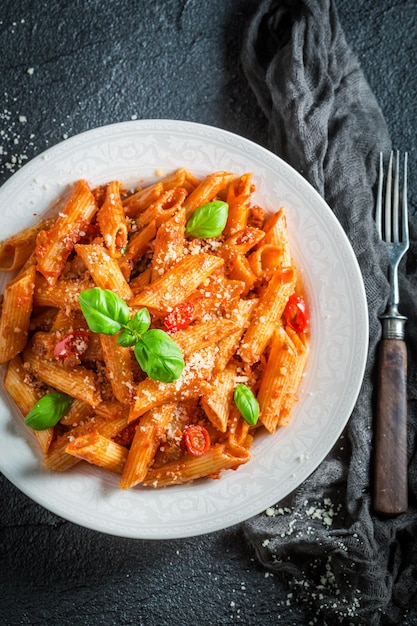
[278,331,309,427]
[238,266,297,365]
[119,403,175,489]
[213,299,258,376]
[143,443,250,487]
[224,173,252,235]
[94,400,130,421]
[75,243,133,300]
[118,221,157,280]
[4,355,53,454]
[36,179,98,286]
[44,415,128,471]
[226,405,252,454]
[97,180,128,258]
[33,274,94,310]
[151,206,186,281]
[183,171,235,217]
[172,318,240,358]
[23,349,101,407]
[66,432,128,474]
[220,227,265,293]
[59,398,94,426]
[201,361,237,433]
[0,217,52,271]
[123,182,164,218]
[248,244,284,279]
[122,168,196,218]
[257,326,297,433]
[135,187,187,231]
[129,345,218,421]
[263,207,292,266]
[0,169,309,489]
[99,334,134,405]
[130,253,224,315]
[0,264,36,364]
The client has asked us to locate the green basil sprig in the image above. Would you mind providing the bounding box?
[117,308,151,347]
[234,384,259,426]
[25,392,73,431]
[79,286,130,334]
[79,287,184,383]
[134,329,184,383]
[185,200,229,238]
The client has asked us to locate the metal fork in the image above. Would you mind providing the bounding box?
[373,150,409,515]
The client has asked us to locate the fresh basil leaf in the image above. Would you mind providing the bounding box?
[126,308,151,335]
[185,201,228,238]
[134,329,185,383]
[79,287,130,335]
[118,309,151,346]
[234,384,259,426]
[117,328,138,348]
[25,392,73,431]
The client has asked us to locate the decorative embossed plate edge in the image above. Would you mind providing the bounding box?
[0,120,368,539]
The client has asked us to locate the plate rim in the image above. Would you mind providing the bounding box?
[0,119,368,539]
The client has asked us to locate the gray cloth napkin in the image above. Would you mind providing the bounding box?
[241,1,417,624]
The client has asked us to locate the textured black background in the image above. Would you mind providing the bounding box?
[1,2,416,625]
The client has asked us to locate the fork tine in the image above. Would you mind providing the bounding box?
[376,150,409,248]
[376,152,383,238]
[402,152,409,246]
[384,151,393,241]
[393,150,400,242]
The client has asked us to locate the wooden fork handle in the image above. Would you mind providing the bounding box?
[373,339,408,515]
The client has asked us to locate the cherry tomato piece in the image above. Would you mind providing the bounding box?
[54,330,89,359]
[164,301,194,334]
[182,424,211,457]
[283,294,308,334]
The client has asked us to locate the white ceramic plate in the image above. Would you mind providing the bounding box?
[0,120,368,539]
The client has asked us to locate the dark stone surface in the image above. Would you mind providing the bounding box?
[0,1,416,625]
